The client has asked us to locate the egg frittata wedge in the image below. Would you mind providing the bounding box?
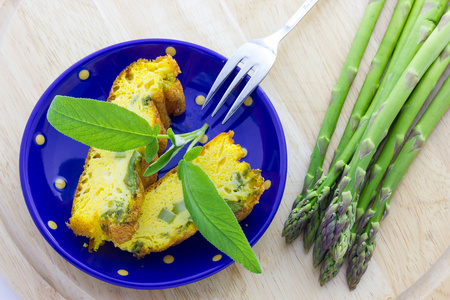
[119,131,265,258]
[68,55,185,251]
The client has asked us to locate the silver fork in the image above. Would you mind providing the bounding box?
[202,0,319,124]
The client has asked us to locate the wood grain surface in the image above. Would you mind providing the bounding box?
[0,0,449,299]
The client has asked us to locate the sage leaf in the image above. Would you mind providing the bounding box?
[183,146,203,162]
[177,160,261,274]
[144,138,159,163]
[153,123,161,136]
[47,96,155,152]
[167,127,187,147]
[167,128,176,143]
[144,144,182,176]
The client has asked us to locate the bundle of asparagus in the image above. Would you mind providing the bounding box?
[283,0,450,290]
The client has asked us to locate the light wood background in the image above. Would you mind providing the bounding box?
[1,0,449,299]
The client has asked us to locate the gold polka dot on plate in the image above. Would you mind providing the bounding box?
[212,254,222,262]
[241,148,248,157]
[199,134,208,144]
[117,269,128,276]
[163,255,174,264]
[47,220,57,230]
[264,180,272,190]
[244,96,253,106]
[35,134,45,145]
[165,46,176,56]
[78,69,90,80]
[54,178,66,190]
[195,95,206,106]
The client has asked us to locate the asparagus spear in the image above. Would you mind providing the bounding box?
[311,176,345,262]
[313,231,326,267]
[317,0,449,256]
[319,230,356,286]
[319,251,346,286]
[303,0,416,251]
[284,0,446,243]
[356,43,450,229]
[292,0,386,209]
[347,72,450,290]
[333,0,444,166]
[355,0,447,133]
[331,0,415,164]
[318,8,450,260]
[315,0,448,253]
[285,0,447,246]
[387,0,425,65]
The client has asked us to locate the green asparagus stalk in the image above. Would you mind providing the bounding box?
[319,251,346,286]
[318,8,450,260]
[371,0,447,106]
[283,159,353,242]
[333,0,444,167]
[309,177,342,258]
[303,0,416,251]
[313,231,326,267]
[331,0,415,164]
[317,0,447,254]
[292,0,386,209]
[284,103,375,242]
[388,0,425,65]
[356,42,450,229]
[285,0,447,246]
[284,0,446,244]
[347,72,450,290]
[319,230,356,286]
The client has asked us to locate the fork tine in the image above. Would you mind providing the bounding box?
[211,61,254,117]
[202,53,245,110]
[222,67,270,124]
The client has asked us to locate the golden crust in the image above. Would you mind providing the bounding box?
[163,79,186,117]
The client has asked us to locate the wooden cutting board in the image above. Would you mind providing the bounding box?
[0,0,449,299]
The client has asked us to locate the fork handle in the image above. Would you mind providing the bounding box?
[270,0,319,44]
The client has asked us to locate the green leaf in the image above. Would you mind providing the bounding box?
[153,124,161,136]
[183,146,203,161]
[167,127,187,147]
[167,128,177,144]
[144,138,159,163]
[177,160,261,274]
[144,144,183,176]
[47,96,155,152]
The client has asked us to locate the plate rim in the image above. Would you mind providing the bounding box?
[19,38,288,289]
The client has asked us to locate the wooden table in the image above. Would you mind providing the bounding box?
[1,0,449,299]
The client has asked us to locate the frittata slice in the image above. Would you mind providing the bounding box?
[119,131,265,258]
[68,55,185,250]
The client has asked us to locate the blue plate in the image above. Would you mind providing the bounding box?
[19,39,287,289]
